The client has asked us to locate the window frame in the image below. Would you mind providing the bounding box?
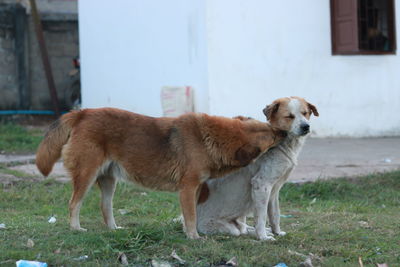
[330,0,397,55]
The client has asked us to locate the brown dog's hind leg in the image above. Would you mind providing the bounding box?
[69,175,98,231]
[97,174,120,229]
[179,175,201,239]
[66,147,104,231]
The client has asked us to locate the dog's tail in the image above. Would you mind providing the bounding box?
[36,111,80,176]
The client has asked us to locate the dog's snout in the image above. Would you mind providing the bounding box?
[301,124,310,134]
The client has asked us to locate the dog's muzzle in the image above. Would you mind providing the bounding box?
[300,123,310,135]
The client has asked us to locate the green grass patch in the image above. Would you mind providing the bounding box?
[0,123,43,153]
[0,172,399,266]
[0,164,33,178]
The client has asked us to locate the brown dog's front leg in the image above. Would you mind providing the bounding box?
[179,179,201,239]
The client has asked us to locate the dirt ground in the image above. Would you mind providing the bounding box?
[0,137,400,183]
[1,137,400,185]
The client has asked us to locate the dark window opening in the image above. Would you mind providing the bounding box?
[331,0,396,54]
[359,0,391,51]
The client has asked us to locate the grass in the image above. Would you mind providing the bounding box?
[0,123,43,153]
[0,122,399,265]
[0,168,399,266]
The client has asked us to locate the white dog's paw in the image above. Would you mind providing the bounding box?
[259,234,276,241]
[275,231,286,236]
[245,225,255,231]
[71,226,87,232]
[239,224,255,235]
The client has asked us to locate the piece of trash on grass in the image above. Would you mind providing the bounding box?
[358,256,364,267]
[172,215,183,223]
[215,257,238,267]
[118,209,129,215]
[140,192,148,196]
[288,250,321,267]
[273,263,288,267]
[151,259,172,267]
[226,257,238,266]
[117,252,129,265]
[16,260,47,267]
[299,257,313,267]
[280,214,293,218]
[0,223,5,229]
[289,249,307,258]
[309,198,317,205]
[170,249,185,264]
[382,158,392,163]
[376,263,389,267]
[53,248,61,254]
[73,255,88,261]
[358,221,370,228]
[27,239,35,248]
[48,216,56,224]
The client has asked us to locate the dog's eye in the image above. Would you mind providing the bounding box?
[285,114,295,119]
[302,112,308,116]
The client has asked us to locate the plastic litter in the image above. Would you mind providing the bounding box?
[0,223,5,229]
[358,257,364,267]
[27,239,35,248]
[172,215,183,223]
[358,221,370,228]
[117,252,129,265]
[382,158,392,163]
[16,260,47,267]
[118,209,129,215]
[73,255,88,261]
[48,216,56,224]
[161,86,194,117]
[274,263,288,267]
[151,259,172,267]
[226,257,238,266]
[299,257,313,267]
[280,214,293,218]
[170,250,185,264]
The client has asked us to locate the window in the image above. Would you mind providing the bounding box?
[330,0,396,54]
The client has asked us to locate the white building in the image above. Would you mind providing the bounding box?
[79,0,400,137]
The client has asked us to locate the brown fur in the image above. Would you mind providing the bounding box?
[36,108,285,239]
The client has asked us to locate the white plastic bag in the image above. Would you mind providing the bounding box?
[161,86,194,117]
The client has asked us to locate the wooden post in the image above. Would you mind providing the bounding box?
[29,0,60,116]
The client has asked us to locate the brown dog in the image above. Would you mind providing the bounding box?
[36,108,285,239]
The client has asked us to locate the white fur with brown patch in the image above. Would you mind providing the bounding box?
[195,96,319,240]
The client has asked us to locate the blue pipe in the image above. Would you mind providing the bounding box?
[0,110,69,115]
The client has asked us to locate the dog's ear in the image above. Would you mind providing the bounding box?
[307,102,319,117]
[263,102,280,120]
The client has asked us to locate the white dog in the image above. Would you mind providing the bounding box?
[196,97,319,240]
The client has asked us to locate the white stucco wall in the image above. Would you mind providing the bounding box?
[79,0,209,116]
[206,0,400,137]
[79,0,400,137]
